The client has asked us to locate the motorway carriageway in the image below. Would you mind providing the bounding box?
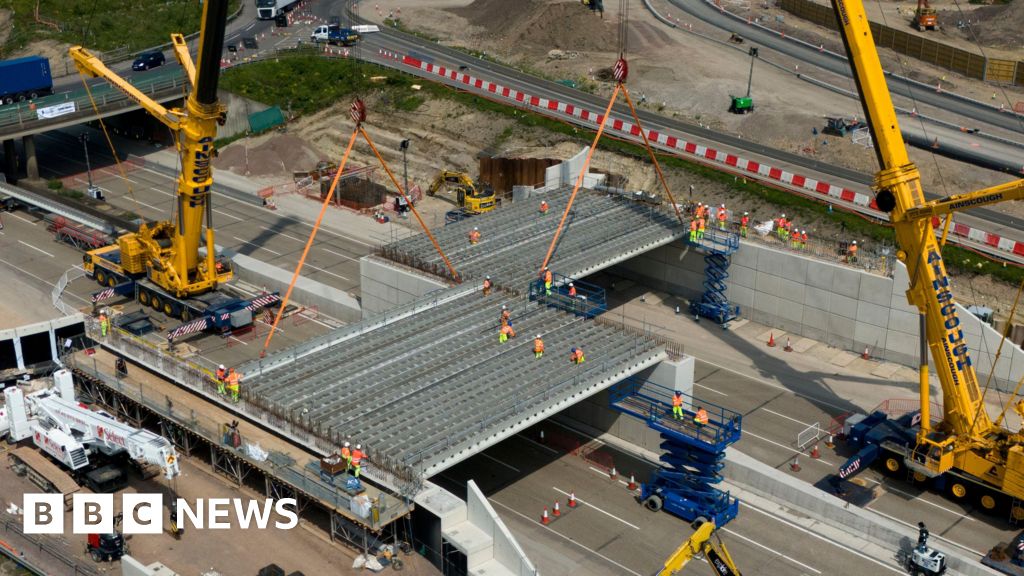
[29,128,371,296]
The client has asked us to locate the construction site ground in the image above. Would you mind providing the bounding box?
[0,447,432,576]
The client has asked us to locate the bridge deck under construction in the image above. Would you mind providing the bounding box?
[380,186,685,286]
[239,187,684,482]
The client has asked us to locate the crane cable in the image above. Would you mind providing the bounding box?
[988,278,1024,427]
[78,76,136,201]
[260,126,360,357]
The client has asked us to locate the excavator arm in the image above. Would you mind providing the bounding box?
[68,47,182,130]
[659,520,742,576]
[828,0,1023,478]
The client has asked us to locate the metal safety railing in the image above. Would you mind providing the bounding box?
[76,324,414,524]
[0,518,99,576]
[51,266,86,317]
[0,67,188,135]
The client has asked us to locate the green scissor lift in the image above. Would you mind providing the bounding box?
[729,47,758,114]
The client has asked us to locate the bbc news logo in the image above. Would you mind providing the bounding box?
[23,494,298,534]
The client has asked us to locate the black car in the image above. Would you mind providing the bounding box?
[132,51,165,71]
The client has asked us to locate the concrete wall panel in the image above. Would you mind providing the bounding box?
[856,301,889,328]
[831,267,862,299]
[778,278,806,304]
[829,293,858,319]
[806,260,834,290]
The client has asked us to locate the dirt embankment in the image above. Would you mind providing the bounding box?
[950,0,1024,50]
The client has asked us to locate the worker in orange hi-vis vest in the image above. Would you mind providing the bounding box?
[696,217,706,241]
[533,335,545,359]
[499,323,516,343]
[351,444,366,478]
[689,218,698,243]
[717,204,727,230]
[468,227,481,244]
[694,406,709,427]
[215,364,227,394]
[482,275,493,296]
[500,305,511,326]
[539,200,549,214]
[340,441,352,471]
[801,229,809,249]
[672,391,684,420]
[847,240,858,263]
[568,283,577,298]
[226,368,241,402]
[740,212,749,238]
[569,347,585,364]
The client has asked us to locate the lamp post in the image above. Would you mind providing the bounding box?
[399,139,410,193]
[79,132,102,200]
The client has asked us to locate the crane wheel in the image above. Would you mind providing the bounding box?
[138,291,149,306]
[1012,507,1024,521]
[884,457,901,473]
[96,271,107,286]
[164,302,174,316]
[181,308,191,322]
[950,482,967,499]
[150,295,162,311]
[980,494,997,510]
[643,494,663,512]
[912,471,927,483]
[107,276,116,287]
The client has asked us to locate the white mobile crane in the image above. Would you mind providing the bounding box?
[0,369,180,482]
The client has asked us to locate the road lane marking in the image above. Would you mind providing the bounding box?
[0,258,89,304]
[742,430,837,466]
[762,408,815,427]
[9,213,37,225]
[875,484,976,521]
[18,240,54,258]
[214,208,244,221]
[305,264,351,282]
[481,453,520,473]
[306,224,374,247]
[259,225,305,242]
[130,197,166,212]
[488,499,643,576]
[697,357,854,414]
[720,527,822,574]
[321,247,358,261]
[232,236,282,256]
[866,505,983,556]
[551,487,639,530]
[695,382,729,396]
[514,433,559,454]
[740,503,904,574]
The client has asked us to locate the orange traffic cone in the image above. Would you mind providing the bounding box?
[628,474,637,491]
[553,501,561,517]
[541,507,550,525]
[811,444,821,459]
[568,492,578,508]
[784,337,793,352]
[862,346,870,360]
[767,333,777,347]
[825,434,835,449]
[790,455,801,472]
[609,467,618,481]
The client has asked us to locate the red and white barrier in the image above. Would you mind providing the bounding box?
[394,54,1024,262]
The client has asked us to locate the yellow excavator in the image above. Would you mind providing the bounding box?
[659,519,741,575]
[68,0,279,329]
[826,0,1024,511]
[427,170,496,214]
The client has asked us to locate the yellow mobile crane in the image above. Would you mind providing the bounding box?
[659,519,741,576]
[827,0,1024,509]
[67,0,278,329]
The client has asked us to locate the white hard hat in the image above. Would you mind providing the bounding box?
[219,364,225,370]
[744,211,748,215]
[344,441,350,447]
[536,334,541,339]
[720,203,725,208]
[569,282,574,286]
[502,305,507,310]
[852,240,857,244]
[355,444,362,450]
[801,229,806,234]
[473,226,478,231]
[781,213,786,218]
[486,275,490,279]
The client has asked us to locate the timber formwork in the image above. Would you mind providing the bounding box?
[379,186,685,286]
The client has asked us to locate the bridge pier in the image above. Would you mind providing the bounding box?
[22,135,39,180]
[2,139,16,184]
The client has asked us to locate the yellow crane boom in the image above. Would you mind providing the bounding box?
[828,0,1024,490]
[68,0,230,299]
